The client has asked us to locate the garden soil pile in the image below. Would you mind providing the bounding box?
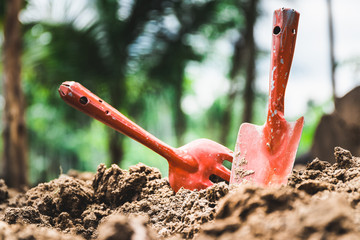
[1,147,360,239]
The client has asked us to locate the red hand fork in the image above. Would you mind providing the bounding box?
[59,82,232,192]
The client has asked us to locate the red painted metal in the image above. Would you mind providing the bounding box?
[230,8,304,186]
[59,82,232,192]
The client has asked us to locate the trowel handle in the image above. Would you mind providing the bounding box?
[267,8,299,121]
[58,82,197,169]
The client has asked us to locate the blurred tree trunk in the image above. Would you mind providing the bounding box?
[96,0,163,165]
[174,69,186,146]
[2,0,28,189]
[108,85,125,165]
[220,38,244,145]
[220,0,258,145]
[241,0,258,123]
[148,1,219,147]
[326,0,337,103]
[109,130,124,165]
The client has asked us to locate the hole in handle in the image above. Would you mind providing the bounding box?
[79,96,89,105]
[273,26,281,35]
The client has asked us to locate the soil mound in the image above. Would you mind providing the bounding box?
[1,147,360,239]
[0,220,84,240]
[0,163,228,239]
[196,146,360,239]
[197,186,359,240]
[290,147,360,201]
[93,163,229,238]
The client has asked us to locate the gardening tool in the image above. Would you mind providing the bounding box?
[59,81,232,192]
[230,8,304,186]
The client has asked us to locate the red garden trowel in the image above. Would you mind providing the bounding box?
[230,8,304,186]
[59,82,232,192]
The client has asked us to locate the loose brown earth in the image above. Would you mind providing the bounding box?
[1,147,360,239]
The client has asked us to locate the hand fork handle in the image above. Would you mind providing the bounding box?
[59,82,197,170]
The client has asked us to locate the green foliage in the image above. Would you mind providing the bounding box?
[8,0,321,185]
[20,0,245,183]
[22,19,113,182]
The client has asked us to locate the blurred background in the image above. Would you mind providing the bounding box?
[1,0,360,188]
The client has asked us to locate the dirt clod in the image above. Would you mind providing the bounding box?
[0,180,9,203]
[24,175,93,218]
[108,165,230,238]
[98,214,156,240]
[4,206,41,224]
[92,163,161,207]
[335,146,355,168]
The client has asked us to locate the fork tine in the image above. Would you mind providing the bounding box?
[217,152,234,163]
[212,165,231,182]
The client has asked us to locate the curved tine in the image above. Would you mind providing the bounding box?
[217,151,234,163]
[212,164,231,182]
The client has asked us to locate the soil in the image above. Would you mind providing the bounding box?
[1,147,360,239]
[309,86,360,164]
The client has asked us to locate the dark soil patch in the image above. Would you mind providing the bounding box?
[1,147,360,239]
